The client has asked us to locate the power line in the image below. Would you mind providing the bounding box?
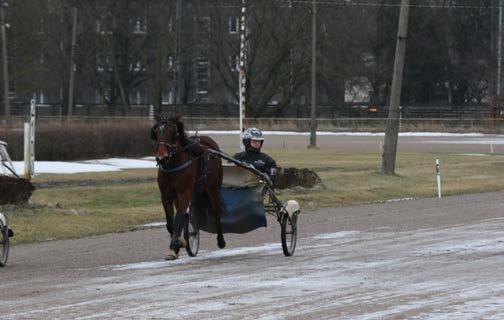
[197,1,502,10]
[73,1,503,10]
[273,0,504,10]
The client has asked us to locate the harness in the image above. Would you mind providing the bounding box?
[153,119,211,195]
[156,138,202,174]
[158,159,193,174]
[153,119,210,178]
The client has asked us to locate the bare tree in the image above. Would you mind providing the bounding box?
[77,1,150,115]
[208,0,311,116]
[145,2,176,111]
[8,0,73,113]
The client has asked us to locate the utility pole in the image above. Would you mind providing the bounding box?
[1,1,9,117]
[67,6,78,116]
[238,0,248,150]
[498,0,502,95]
[381,0,410,174]
[174,0,182,104]
[308,0,317,148]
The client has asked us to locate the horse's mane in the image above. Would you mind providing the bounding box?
[174,119,193,146]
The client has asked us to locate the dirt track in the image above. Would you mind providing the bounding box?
[1,191,504,319]
[213,133,504,154]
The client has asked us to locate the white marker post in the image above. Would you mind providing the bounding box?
[435,159,441,198]
[238,0,248,151]
[23,122,30,178]
[29,99,36,178]
[148,105,154,122]
[24,100,36,179]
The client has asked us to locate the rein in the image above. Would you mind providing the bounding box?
[158,159,193,174]
[156,139,202,174]
[170,139,200,156]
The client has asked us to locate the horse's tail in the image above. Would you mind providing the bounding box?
[192,189,223,212]
[190,190,224,233]
[192,191,210,217]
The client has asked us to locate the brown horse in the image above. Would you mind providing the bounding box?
[152,114,225,260]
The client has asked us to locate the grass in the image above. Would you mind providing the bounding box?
[269,150,504,209]
[3,149,504,244]
[7,182,164,243]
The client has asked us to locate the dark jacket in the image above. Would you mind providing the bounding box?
[233,149,277,182]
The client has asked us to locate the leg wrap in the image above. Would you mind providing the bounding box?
[172,213,185,237]
[170,237,182,251]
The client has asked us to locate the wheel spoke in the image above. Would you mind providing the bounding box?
[185,220,200,257]
[280,213,297,256]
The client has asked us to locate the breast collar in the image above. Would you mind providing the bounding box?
[158,159,193,174]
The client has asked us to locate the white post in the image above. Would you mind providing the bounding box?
[308,0,317,148]
[29,99,36,177]
[491,143,494,154]
[238,0,248,150]
[149,104,154,122]
[436,159,441,198]
[23,122,30,179]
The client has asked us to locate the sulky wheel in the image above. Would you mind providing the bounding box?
[281,212,298,257]
[184,214,200,257]
[0,216,9,267]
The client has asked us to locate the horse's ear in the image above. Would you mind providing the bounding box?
[150,125,157,141]
[176,118,185,135]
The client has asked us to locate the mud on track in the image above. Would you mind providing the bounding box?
[1,191,504,319]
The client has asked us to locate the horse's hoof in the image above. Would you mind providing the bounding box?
[218,240,226,249]
[164,249,178,260]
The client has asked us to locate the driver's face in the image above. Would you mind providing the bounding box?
[250,139,262,148]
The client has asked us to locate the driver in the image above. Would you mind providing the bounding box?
[233,127,277,184]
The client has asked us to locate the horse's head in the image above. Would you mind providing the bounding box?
[152,114,182,164]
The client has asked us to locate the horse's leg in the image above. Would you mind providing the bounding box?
[161,195,180,260]
[161,194,174,237]
[208,187,226,249]
[166,191,192,259]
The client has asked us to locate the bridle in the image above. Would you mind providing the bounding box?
[154,121,201,172]
[155,122,181,162]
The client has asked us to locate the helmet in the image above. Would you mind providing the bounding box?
[242,127,264,151]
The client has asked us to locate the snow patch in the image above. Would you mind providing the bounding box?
[11,158,156,175]
[312,231,360,239]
